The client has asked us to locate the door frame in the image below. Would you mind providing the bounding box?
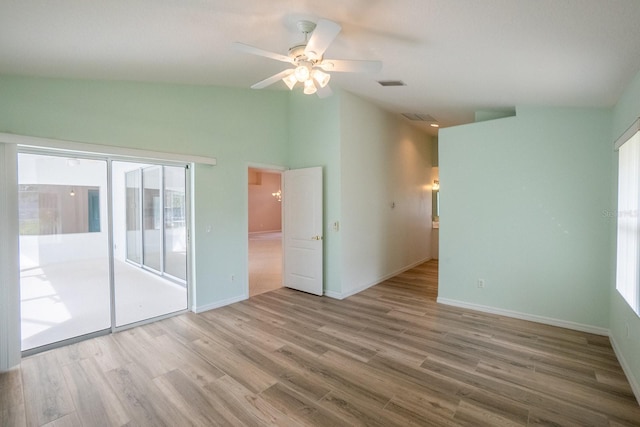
[110,160,190,330]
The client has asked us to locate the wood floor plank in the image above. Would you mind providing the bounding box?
[52,338,101,368]
[61,358,130,426]
[152,333,226,387]
[90,334,132,373]
[383,394,461,427]
[8,259,640,426]
[214,375,303,427]
[109,327,177,380]
[153,369,245,426]
[260,382,350,427]
[39,412,82,427]
[20,351,75,427]
[191,338,278,394]
[453,399,527,427]
[0,367,27,427]
[321,350,461,417]
[318,389,408,427]
[232,341,332,401]
[105,362,185,426]
[275,345,393,408]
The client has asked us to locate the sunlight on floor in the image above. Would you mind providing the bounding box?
[20,258,186,351]
[20,266,72,341]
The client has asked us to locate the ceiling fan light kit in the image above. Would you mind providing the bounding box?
[283,72,297,90]
[234,18,382,98]
[294,62,311,82]
[303,78,317,94]
[312,69,331,87]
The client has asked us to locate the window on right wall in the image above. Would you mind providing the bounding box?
[615,119,640,316]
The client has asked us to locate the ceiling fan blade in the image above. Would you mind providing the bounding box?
[318,59,382,73]
[233,42,293,64]
[304,19,341,60]
[250,69,294,89]
[316,84,333,99]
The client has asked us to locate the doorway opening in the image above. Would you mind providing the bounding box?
[18,151,189,354]
[248,167,283,296]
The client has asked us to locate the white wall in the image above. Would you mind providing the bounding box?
[339,91,433,297]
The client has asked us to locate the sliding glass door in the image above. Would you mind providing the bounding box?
[18,153,110,351]
[163,166,187,282]
[143,166,163,272]
[113,162,188,327]
[125,169,142,265]
[19,152,190,353]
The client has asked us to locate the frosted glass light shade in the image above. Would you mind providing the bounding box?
[312,69,331,88]
[283,73,297,90]
[295,65,310,82]
[303,79,317,95]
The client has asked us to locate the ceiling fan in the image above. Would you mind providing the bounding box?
[233,19,382,98]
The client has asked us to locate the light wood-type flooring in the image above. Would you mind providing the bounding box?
[2,260,639,426]
[249,232,283,297]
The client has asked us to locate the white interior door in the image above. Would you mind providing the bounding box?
[283,167,323,296]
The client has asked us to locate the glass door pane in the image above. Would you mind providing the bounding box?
[18,153,110,351]
[164,166,187,282]
[125,169,142,265]
[142,166,162,272]
[113,161,187,327]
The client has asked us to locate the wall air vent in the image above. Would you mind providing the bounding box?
[377,80,406,87]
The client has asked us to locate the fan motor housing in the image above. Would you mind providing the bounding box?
[288,44,320,65]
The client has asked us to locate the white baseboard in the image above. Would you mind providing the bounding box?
[326,257,432,300]
[436,297,609,336]
[324,290,342,299]
[193,294,247,313]
[609,334,640,405]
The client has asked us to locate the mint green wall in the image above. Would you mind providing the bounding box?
[610,69,640,395]
[0,75,289,309]
[287,90,342,295]
[439,107,612,328]
[340,91,433,296]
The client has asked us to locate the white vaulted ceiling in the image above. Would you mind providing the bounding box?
[1,0,640,131]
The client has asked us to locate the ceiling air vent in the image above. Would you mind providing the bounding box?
[401,113,437,122]
[377,80,406,87]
